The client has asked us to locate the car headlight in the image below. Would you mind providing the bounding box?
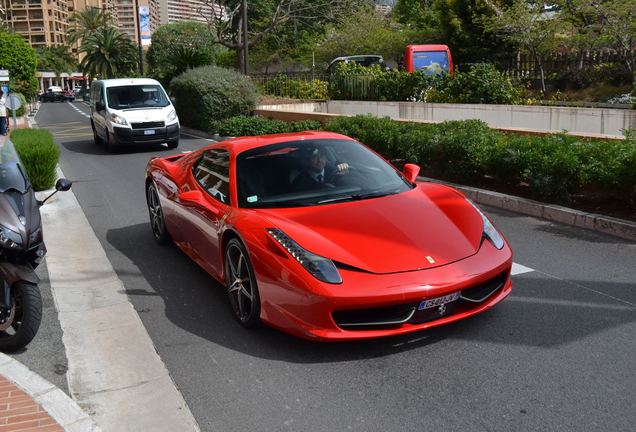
[167,109,178,123]
[467,200,505,249]
[267,228,342,284]
[0,225,23,250]
[110,113,128,126]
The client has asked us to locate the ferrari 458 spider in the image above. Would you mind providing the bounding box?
[145,131,513,341]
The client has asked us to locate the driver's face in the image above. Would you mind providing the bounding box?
[309,152,326,173]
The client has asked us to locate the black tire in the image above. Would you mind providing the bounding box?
[105,129,115,153]
[0,282,42,352]
[91,121,103,146]
[146,183,171,244]
[225,238,261,328]
[167,139,179,149]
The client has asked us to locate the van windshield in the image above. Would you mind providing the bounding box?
[107,85,170,110]
[413,51,450,75]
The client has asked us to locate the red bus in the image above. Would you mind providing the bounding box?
[403,44,454,75]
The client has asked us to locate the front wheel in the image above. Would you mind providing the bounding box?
[0,282,42,352]
[225,238,261,328]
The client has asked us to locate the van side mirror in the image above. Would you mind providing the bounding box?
[402,163,420,183]
[96,101,105,111]
[170,97,177,105]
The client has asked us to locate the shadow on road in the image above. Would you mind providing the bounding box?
[106,222,636,363]
[62,139,172,156]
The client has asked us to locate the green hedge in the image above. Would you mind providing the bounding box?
[210,115,322,136]
[260,75,328,100]
[324,116,636,199]
[329,63,521,104]
[10,129,60,191]
[170,65,258,130]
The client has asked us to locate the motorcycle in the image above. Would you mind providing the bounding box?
[0,138,71,351]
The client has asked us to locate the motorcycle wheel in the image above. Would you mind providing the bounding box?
[0,282,42,352]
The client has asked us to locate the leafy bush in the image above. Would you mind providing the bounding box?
[10,129,60,191]
[171,65,259,130]
[210,115,321,136]
[328,63,521,104]
[325,115,636,199]
[261,75,328,100]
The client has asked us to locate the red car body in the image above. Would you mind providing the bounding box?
[145,131,512,341]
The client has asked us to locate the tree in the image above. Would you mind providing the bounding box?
[67,6,114,45]
[197,0,362,72]
[484,0,563,92]
[393,0,441,40]
[0,30,38,98]
[79,27,139,78]
[36,45,77,74]
[146,21,226,85]
[316,7,414,65]
[593,0,636,82]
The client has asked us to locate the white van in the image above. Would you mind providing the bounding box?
[90,78,179,151]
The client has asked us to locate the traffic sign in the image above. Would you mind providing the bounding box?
[6,95,21,111]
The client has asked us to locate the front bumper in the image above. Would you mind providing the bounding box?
[111,123,179,146]
[256,240,513,341]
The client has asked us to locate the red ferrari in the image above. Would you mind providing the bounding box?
[145,131,513,341]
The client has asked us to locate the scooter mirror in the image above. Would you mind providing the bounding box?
[55,178,72,192]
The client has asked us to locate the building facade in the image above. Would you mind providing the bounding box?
[156,0,219,25]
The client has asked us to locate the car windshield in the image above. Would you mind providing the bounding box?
[236,139,413,208]
[0,139,29,193]
[107,85,170,110]
[413,51,450,75]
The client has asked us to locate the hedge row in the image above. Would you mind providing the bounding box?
[210,114,636,200]
[329,63,521,104]
[10,128,60,191]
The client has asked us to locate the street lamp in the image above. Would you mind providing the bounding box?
[242,0,248,75]
[135,0,144,76]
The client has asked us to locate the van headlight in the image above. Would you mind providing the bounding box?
[467,200,505,250]
[110,113,128,126]
[167,109,178,123]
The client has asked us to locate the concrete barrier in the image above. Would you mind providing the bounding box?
[256,101,635,140]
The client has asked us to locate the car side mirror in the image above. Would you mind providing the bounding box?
[55,178,72,191]
[179,190,204,204]
[96,101,105,111]
[170,97,177,105]
[402,163,420,183]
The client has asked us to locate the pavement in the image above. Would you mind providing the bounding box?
[2,101,634,432]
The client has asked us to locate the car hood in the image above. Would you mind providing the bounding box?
[111,106,173,123]
[256,184,484,274]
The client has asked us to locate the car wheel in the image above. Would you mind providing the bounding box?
[146,183,171,245]
[225,238,261,328]
[91,121,103,146]
[167,139,179,149]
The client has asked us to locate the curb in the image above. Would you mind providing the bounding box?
[420,176,636,242]
[180,126,218,140]
[0,353,101,432]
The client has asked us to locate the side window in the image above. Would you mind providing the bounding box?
[193,149,231,204]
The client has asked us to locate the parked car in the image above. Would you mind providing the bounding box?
[327,55,387,73]
[90,78,180,152]
[403,44,454,75]
[145,131,513,341]
[39,91,74,102]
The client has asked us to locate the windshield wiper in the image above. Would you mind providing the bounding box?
[251,200,320,208]
[317,189,400,204]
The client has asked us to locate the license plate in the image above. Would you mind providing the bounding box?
[418,292,460,310]
[144,129,156,135]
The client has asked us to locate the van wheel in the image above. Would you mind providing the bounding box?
[105,131,116,153]
[167,139,178,149]
[91,121,103,146]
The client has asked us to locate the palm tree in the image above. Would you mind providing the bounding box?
[79,27,139,78]
[67,6,114,45]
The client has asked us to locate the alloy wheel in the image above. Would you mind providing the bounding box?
[225,242,257,325]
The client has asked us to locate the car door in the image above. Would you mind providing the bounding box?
[178,148,232,278]
[92,85,107,140]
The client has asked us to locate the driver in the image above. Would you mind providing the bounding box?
[292,147,349,191]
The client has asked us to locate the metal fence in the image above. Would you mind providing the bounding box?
[251,72,330,100]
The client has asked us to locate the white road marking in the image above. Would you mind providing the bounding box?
[511,262,534,276]
[507,296,634,311]
[40,168,200,431]
[67,101,91,119]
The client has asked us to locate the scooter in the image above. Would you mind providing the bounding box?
[0,138,71,351]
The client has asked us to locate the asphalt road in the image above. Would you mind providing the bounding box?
[34,101,636,432]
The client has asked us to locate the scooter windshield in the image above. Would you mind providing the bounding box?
[0,139,30,194]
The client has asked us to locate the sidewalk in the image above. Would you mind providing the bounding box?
[0,354,99,432]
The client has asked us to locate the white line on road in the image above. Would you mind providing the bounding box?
[40,168,200,431]
[67,101,90,119]
[511,263,534,276]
